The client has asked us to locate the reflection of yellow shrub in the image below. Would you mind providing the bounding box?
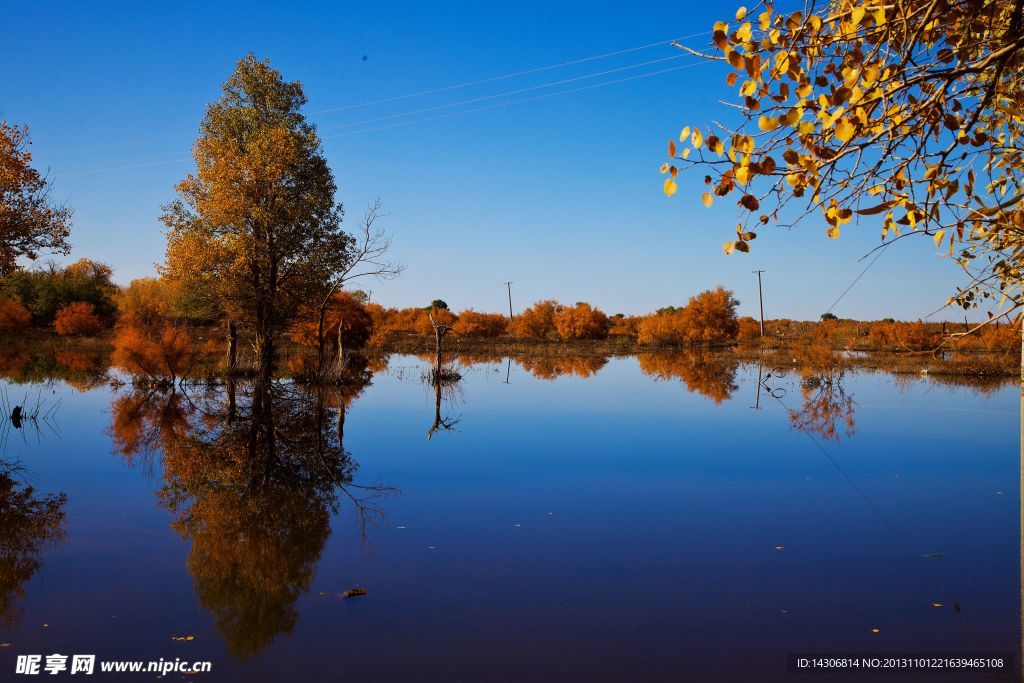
[518,355,607,379]
[637,351,737,404]
[113,324,196,379]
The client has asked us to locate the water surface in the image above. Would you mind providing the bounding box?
[0,352,1018,681]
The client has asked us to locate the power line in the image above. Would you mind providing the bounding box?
[46,32,711,158]
[57,60,709,175]
[309,32,709,115]
[322,61,710,140]
[318,53,690,133]
[824,248,886,316]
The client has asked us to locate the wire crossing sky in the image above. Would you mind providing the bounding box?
[2,0,979,321]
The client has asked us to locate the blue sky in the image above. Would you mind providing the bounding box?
[2,1,979,321]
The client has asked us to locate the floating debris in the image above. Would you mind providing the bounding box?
[341,588,368,598]
[170,636,195,641]
[774,545,784,551]
[0,643,10,648]
[922,553,945,559]
[871,628,880,633]
[932,603,943,607]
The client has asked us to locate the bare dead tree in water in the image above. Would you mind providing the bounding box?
[314,199,404,371]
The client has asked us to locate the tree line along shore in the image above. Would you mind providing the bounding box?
[0,258,1015,380]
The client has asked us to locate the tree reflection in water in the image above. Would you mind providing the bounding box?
[108,365,397,659]
[637,351,739,404]
[0,463,67,627]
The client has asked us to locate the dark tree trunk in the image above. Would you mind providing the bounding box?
[317,308,327,370]
[337,313,345,365]
[226,320,238,373]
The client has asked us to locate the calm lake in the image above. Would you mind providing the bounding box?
[0,351,1019,681]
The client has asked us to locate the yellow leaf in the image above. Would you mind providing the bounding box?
[798,120,815,135]
[664,178,678,196]
[691,129,704,148]
[851,7,866,25]
[874,7,886,25]
[740,79,757,96]
[701,192,714,207]
[723,241,736,254]
[659,163,669,174]
[736,22,753,42]
[827,226,840,239]
[932,230,945,247]
[758,116,780,132]
[736,6,747,20]
[835,118,855,142]
[735,165,750,184]
[680,126,691,142]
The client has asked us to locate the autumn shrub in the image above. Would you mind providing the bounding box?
[510,300,562,339]
[113,323,196,380]
[452,310,508,337]
[0,297,31,333]
[1,259,117,326]
[553,302,610,340]
[288,291,374,352]
[636,310,688,346]
[679,286,739,343]
[117,277,184,327]
[608,314,639,338]
[415,307,458,335]
[737,316,761,340]
[53,302,103,336]
[868,321,939,350]
[812,319,839,342]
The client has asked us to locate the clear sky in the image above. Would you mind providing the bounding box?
[2,1,983,321]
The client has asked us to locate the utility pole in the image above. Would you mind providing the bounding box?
[753,270,765,336]
[503,281,514,320]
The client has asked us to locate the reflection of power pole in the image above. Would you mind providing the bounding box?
[753,270,766,336]
[503,281,514,320]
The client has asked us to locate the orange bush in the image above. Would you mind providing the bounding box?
[737,316,761,340]
[453,310,508,337]
[117,277,183,327]
[510,300,562,339]
[415,308,458,335]
[636,310,687,346]
[54,302,103,336]
[553,302,610,340]
[609,315,639,338]
[0,297,31,333]
[289,291,374,351]
[678,286,739,343]
[113,323,196,379]
[637,287,739,346]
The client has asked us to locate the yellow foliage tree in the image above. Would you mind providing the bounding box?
[663,1,1024,327]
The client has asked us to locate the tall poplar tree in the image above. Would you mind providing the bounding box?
[162,55,352,378]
